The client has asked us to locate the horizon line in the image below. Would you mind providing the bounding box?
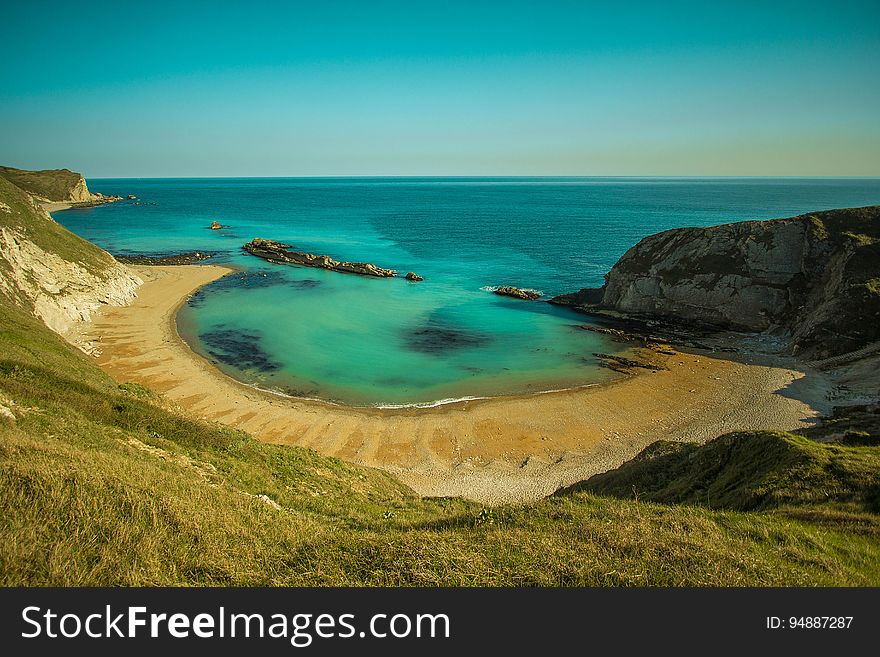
[85,174,880,180]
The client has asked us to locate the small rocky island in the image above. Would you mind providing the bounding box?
[243,238,398,277]
[493,286,542,300]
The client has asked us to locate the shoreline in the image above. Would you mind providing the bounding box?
[78,264,833,503]
[42,197,122,213]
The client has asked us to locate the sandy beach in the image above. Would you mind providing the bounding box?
[75,264,832,503]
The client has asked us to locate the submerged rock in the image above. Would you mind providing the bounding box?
[405,272,424,281]
[291,278,321,288]
[201,328,281,372]
[576,325,632,340]
[116,251,215,265]
[493,286,541,300]
[405,324,490,355]
[592,352,666,373]
[243,238,397,278]
[549,287,603,307]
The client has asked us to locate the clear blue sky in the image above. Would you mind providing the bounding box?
[1,0,878,177]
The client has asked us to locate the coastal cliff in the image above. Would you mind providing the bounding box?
[553,206,880,359]
[0,172,141,336]
[0,165,106,203]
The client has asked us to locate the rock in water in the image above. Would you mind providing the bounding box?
[210,221,222,230]
[116,251,215,266]
[493,286,541,300]
[243,238,398,278]
[405,272,424,281]
[548,287,603,307]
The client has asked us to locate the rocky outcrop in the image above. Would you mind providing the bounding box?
[85,192,124,206]
[405,272,424,281]
[68,175,91,202]
[593,352,666,373]
[243,238,397,277]
[0,175,141,338]
[552,206,880,358]
[548,287,603,307]
[493,286,541,300]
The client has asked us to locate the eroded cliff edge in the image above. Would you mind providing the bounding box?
[0,165,121,205]
[552,206,880,360]
[0,172,141,337]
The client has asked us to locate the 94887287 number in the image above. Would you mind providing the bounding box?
[766,616,853,629]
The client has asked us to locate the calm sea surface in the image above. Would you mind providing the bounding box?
[54,177,880,406]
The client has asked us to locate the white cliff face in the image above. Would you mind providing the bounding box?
[0,176,142,341]
[68,175,93,202]
[0,224,142,335]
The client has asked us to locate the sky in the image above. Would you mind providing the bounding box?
[1,0,879,177]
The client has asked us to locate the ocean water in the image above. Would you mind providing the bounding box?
[54,177,880,406]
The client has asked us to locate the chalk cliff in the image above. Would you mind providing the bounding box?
[0,165,99,202]
[0,172,141,337]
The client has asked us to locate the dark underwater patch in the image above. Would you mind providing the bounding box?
[115,251,216,265]
[277,385,321,398]
[212,270,288,291]
[404,321,490,355]
[186,290,209,308]
[186,271,319,308]
[374,376,417,387]
[291,278,321,289]
[200,328,281,372]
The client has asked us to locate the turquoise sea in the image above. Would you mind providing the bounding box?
[54,177,880,406]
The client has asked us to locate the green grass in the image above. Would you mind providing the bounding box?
[1,298,879,586]
[842,231,880,247]
[1,175,879,586]
[0,176,115,275]
[0,165,86,202]
[567,431,880,516]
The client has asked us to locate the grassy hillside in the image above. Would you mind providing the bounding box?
[0,175,115,275]
[2,295,879,585]
[0,165,88,202]
[568,431,880,515]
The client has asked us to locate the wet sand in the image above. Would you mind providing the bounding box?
[75,264,831,503]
